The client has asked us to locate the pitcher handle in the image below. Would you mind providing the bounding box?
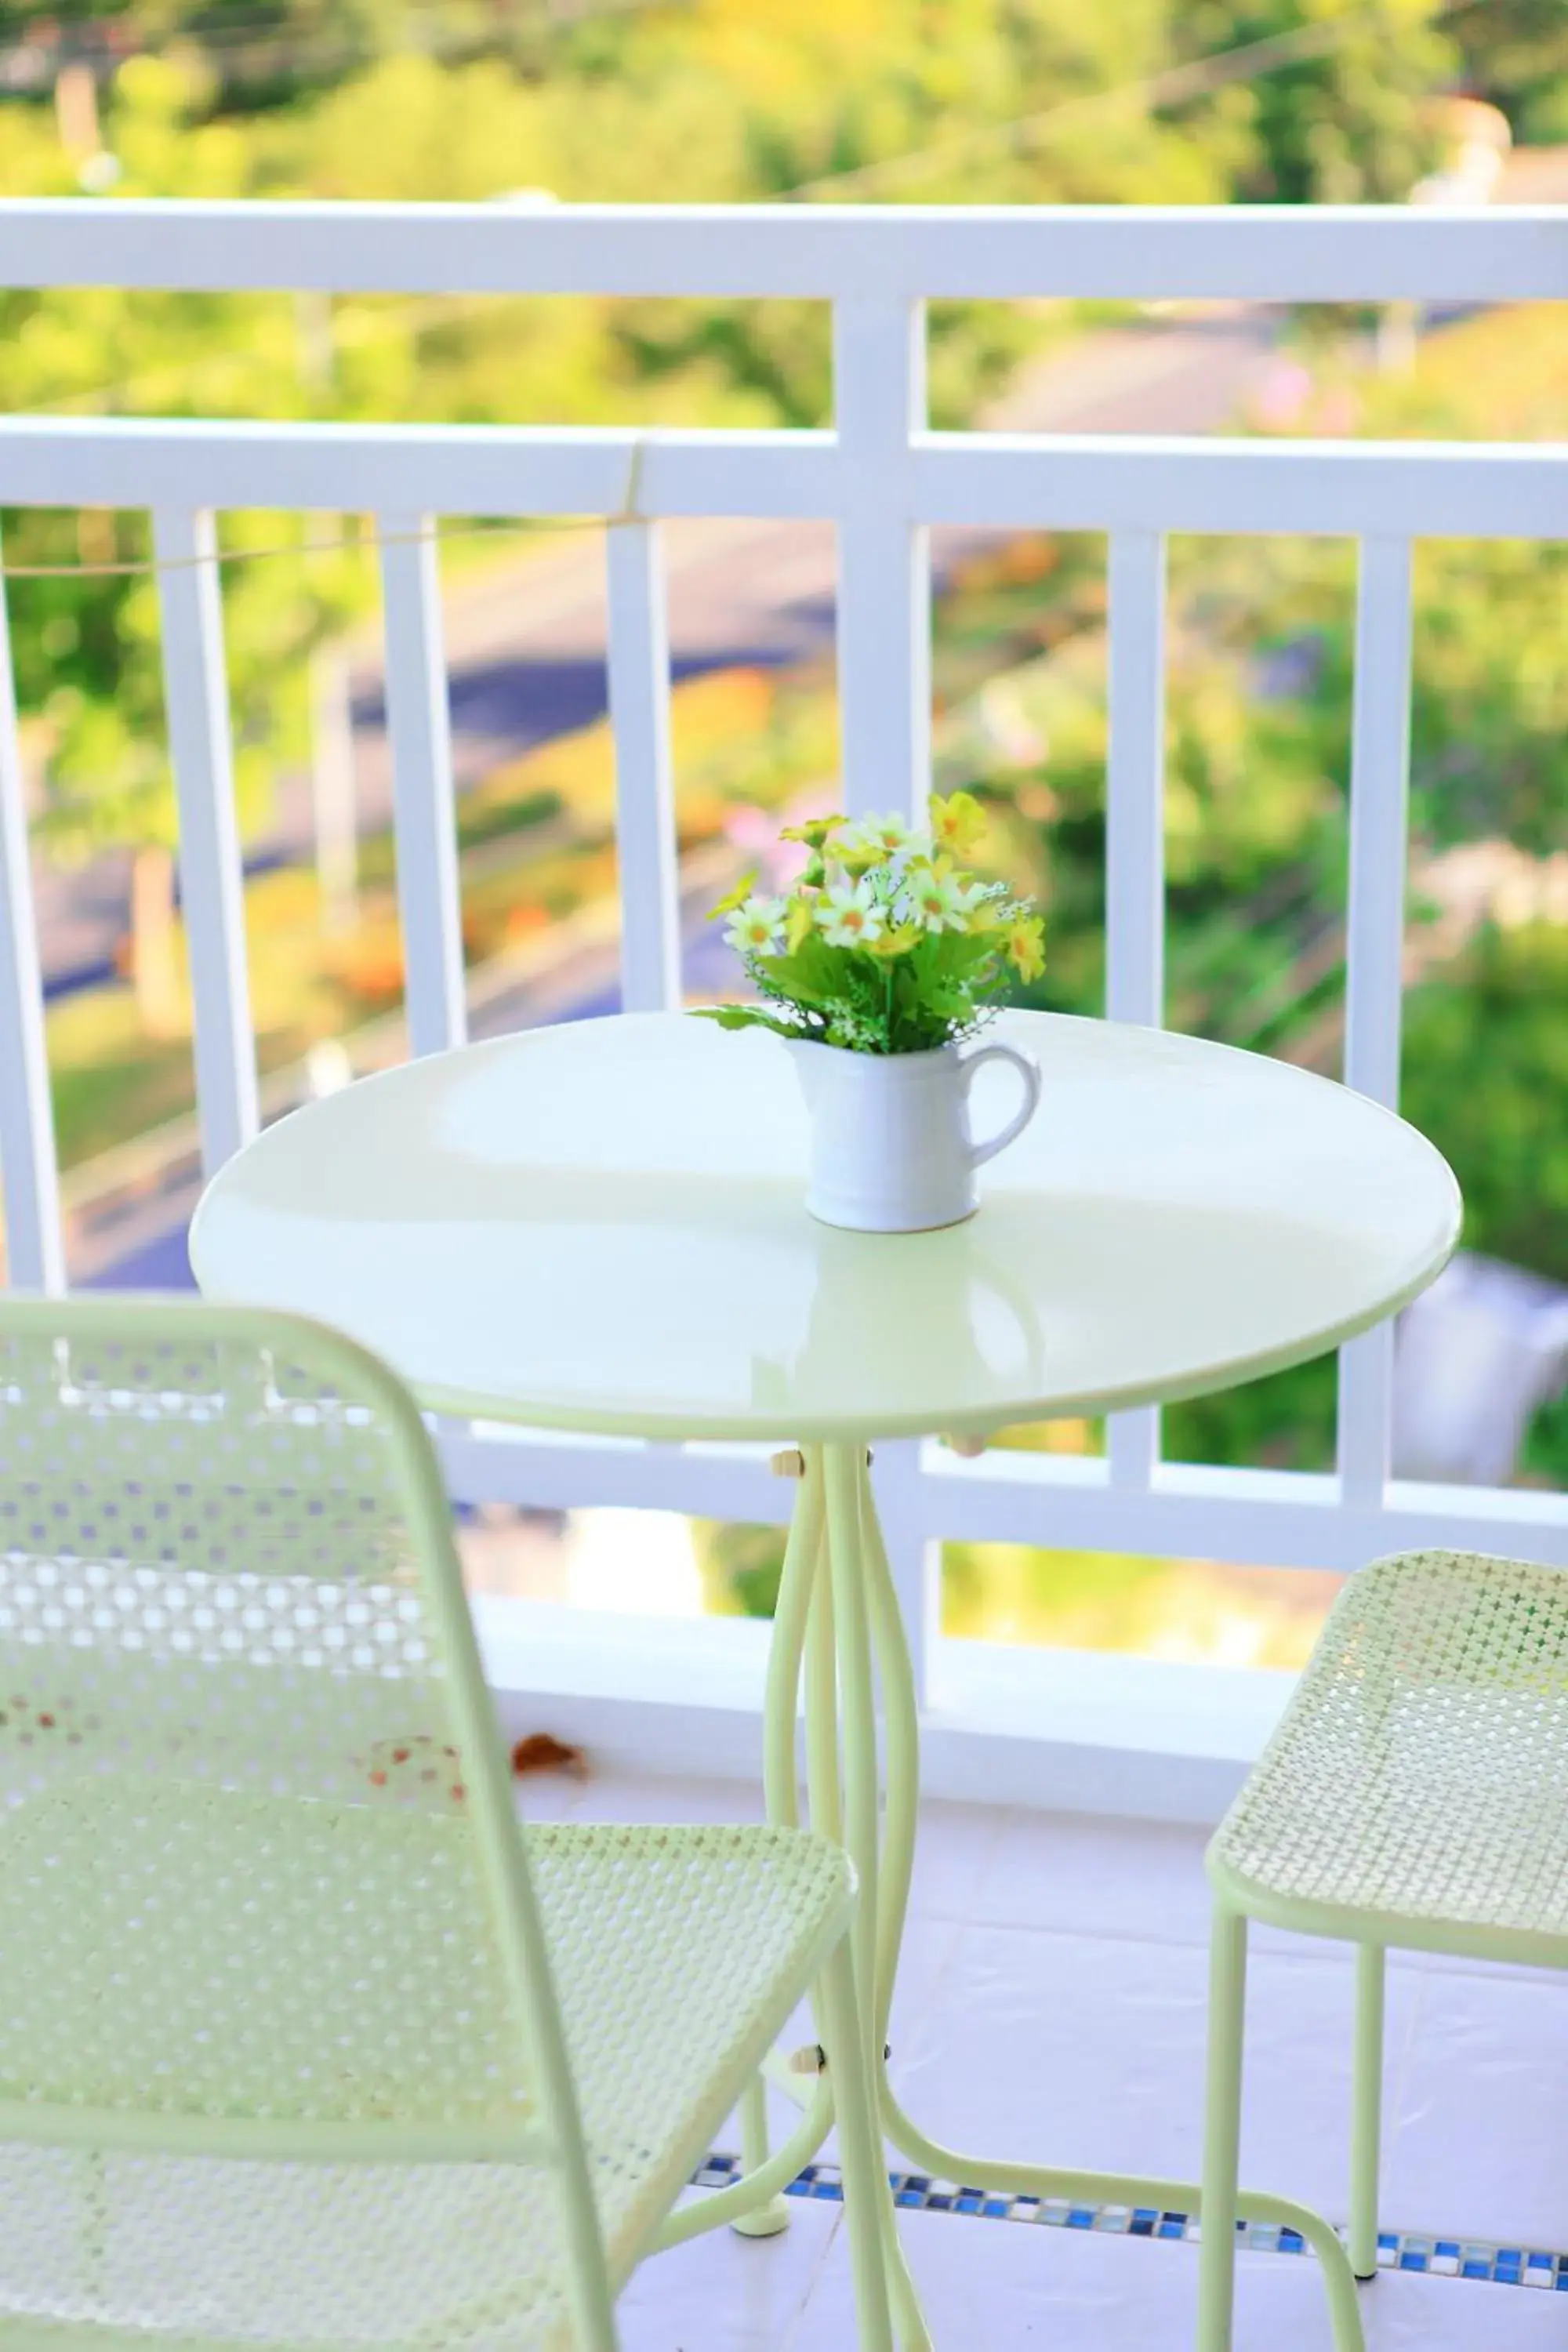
[960,1042,1042,1170]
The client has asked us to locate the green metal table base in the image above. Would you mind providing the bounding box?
[654,1443,1367,2352]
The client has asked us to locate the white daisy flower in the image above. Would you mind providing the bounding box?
[898,866,975,933]
[838,811,920,866]
[724,895,789,955]
[816,879,886,949]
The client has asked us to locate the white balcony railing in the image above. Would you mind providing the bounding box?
[2,201,1566,1817]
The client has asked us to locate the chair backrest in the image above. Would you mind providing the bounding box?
[0,1294,615,2343]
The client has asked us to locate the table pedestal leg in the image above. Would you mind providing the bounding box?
[672,1440,1363,2350]
[829,1441,1367,2352]
[728,1446,829,2239]
[708,1445,931,2343]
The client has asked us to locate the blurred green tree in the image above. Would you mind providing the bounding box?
[1171,0,1453,201]
[1403,921,1568,1289]
[2,58,388,1026]
[1445,0,1568,142]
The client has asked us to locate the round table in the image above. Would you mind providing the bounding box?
[192,1009,1460,2348]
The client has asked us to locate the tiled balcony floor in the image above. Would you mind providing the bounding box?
[523,1766,1568,2349]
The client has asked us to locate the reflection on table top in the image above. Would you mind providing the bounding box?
[191,1011,1461,1443]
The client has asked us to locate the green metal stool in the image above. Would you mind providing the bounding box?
[1199,1546,1568,2351]
[0,1296,897,2350]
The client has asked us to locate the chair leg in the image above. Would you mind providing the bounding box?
[819,1929,895,2352]
[730,2075,792,2238]
[1198,1904,1248,2352]
[1349,1944,1385,2281]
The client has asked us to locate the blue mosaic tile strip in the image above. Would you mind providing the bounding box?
[690,2152,1568,2288]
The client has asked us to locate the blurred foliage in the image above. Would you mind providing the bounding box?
[1359,307,1568,862]
[1171,0,1451,202]
[1444,0,1568,143]
[0,1,597,112]
[3,1,1548,929]
[0,10,1210,962]
[924,303,1568,1482]
[24,0,1559,199]
[1,59,387,1011]
[1356,300,1568,445]
[942,1541,1343,1668]
[1525,1390,1568,1489]
[1403,921,1568,1290]
[695,1520,786,1621]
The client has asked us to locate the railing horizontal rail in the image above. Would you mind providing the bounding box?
[0,419,836,519]
[913,437,1568,539]
[0,421,1563,543]
[439,1427,1568,1570]
[926,1447,1568,1569]
[1,198,1563,303]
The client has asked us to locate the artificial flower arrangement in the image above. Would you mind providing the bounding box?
[700,791,1045,1057]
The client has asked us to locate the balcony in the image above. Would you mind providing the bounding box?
[0,196,1565,2346]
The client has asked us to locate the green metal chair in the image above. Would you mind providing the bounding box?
[0,1294,895,2350]
[1199,1546,1568,2350]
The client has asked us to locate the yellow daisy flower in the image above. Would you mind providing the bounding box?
[839,811,918,869]
[929,790,985,857]
[1004,913,1046,984]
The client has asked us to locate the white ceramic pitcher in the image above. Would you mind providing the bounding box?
[787,1036,1041,1232]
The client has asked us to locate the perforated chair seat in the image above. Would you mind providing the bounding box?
[0,1794,852,2349]
[1208,1548,1568,1964]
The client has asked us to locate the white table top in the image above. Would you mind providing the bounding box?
[190,1010,1461,1443]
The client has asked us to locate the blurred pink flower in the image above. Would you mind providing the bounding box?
[1251,361,1312,429]
[722,804,775,851]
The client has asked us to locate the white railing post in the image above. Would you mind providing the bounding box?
[873,1436,938,1713]
[1105,529,1168,1492]
[1337,535,1414,1508]
[0,543,65,1292]
[606,521,681,1011]
[834,295,938,1688]
[378,510,466,1058]
[833,295,931,825]
[153,506,259,1176]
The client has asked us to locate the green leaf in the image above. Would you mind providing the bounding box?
[688,1004,804,1040]
[709,867,760,920]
